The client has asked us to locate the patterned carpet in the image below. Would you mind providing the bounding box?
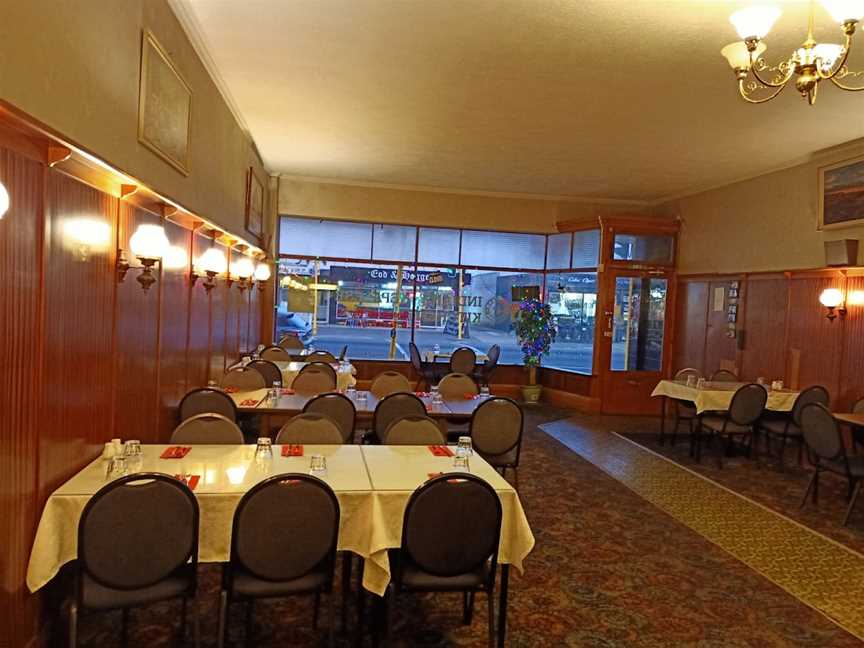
[68,408,862,647]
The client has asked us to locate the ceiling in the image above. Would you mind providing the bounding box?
[171,0,864,203]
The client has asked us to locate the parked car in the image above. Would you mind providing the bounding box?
[276,306,312,343]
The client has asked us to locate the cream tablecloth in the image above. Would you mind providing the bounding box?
[651,380,799,414]
[273,360,356,391]
[27,444,534,597]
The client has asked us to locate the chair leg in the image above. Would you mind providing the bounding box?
[341,553,352,633]
[192,596,201,648]
[68,600,78,648]
[179,596,188,644]
[217,591,228,648]
[328,589,336,648]
[800,472,816,508]
[245,600,254,648]
[462,590,476,624]
[313,591,321,629]
[486,590,495,648]
[843,480,861,527]
[121,608,129,647]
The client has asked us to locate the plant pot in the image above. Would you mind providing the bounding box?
[521,384,542,403]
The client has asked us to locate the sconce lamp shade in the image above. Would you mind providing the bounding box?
[63,218,111,247]
[254,262,271,281]
[0,181,8,218]
[231,257,255,279]
[819,288,844,308]
[129,224,170,260]
[162,245,189,270]
[199,247,228,274]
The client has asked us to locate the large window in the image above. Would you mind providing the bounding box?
[544,272,598,374]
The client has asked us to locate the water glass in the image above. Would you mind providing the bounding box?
[124,440,142,460]
[433,344,441,355]
[106,455,127,479]
[310,454,327,474]
[696,377,706,390]
[431,386,442,404]
[356,390,368,404]
[241,355,251,366]
[255,437,273,461]
[346,385,357,399]
[756,376,766,386]
[101,442,116,460]
[685,375,697,388]
[452,455,470,471]
[480,386,490,398]
[771,380,784,391]
[456,436,473,457]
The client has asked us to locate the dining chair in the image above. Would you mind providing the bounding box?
[852,397,864,414]
[275,413,344,444]
[799,403,864,526]
[300,360,338,383]
[303,392,356,443]
[409,342,435,390]
[308,350,338,363]
[70,473,200,648]
[760,385,830,470]
[710,369,738,382]
[383,474,502,647]
[470,397,523,485]
[294,365,337,395]
[475,344,501,387]
[661,368,701,447]
[695,383,767,467]
[384,416,446,445]
[178,388,237,423]
[247,359,282,387]
[220,366,267,391]
[449,347,477,375]
[278,334,306,350]
[261,345,293,362]
[370,371,412,398]
[438,373,480,400]
[217,474,340,648]
[170,413,244,445]
[370,392,427,444]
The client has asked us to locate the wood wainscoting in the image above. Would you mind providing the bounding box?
[673,270,864,409]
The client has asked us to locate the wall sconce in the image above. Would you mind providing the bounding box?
[231,257,255,291]
[819,288,847,322]
[847,290,864,306]
[254,261,271,290]
[123,224,170,291]
[197,247,227,292]
[0,180,9,219]
[63,218,111,261]
[162,245,188,271]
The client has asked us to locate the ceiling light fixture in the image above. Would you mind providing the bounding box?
[720,1,864,104]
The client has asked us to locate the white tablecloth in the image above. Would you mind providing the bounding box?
[651,380,799,414]
[27,444,534,597]
[274,360,356,391]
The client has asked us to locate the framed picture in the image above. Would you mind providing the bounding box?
[138,30,192,175]
[245,167,265,239]
[819,154,864,229]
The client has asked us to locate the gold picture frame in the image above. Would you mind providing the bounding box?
[245,167,265,240]
[138,29,192,175]
[819,153,864,230]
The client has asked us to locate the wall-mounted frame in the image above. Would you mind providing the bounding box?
[137,29,192,176]
[819,153,864,230]
[245,167,265,240]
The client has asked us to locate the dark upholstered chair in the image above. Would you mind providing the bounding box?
[261,345,293,362]
[275,413,344,445]
[695,383,767,467]
[475,345,501,387]
[853,397,864,414]
[449,347,477,375]
[278,334,306,350]
[385,474,503,647]
[470,397,523,482]
[438,373,479,400]
[384,416,446,445]
[760,385,830,470]
[799,403,864,526]
[409,342,435,390]
[247,359,282,387]
[178,388,237,423]
[218,474,340,648]
[308,350,338,363]
[301,361,338,383]
[220,367,266,391]
[171,413,244,445]
[303,393,357,443]
[70,473,200,648]
[660,368,701,446]
[710,369,738,382]
[294,364,337,395]
[370,371,412,399]
[370,392,427,444]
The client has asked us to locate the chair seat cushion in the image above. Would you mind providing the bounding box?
[479,447,518,468]
[673,400,697,418]
[400,560,491,592]
[761,419,800,436]
[231,566,329,598]
[700,416,752,435]
[82,569,192,610]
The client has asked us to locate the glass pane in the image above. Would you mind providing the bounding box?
[418,228,460,265]
[544,272,597,374]
[572,229,601,268]
[610,277,667,371]
[460,230,546,270]
[372,224,417,262]
[279,216,373,259]
[545,233,571,269]
[612,233,674,264]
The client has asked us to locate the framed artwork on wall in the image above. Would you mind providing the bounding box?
[138,29,192,175]
[819,154,864,229]
[245,167,265,240]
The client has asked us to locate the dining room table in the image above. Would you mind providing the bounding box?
[833,412,864,449]
[271,360,356,391]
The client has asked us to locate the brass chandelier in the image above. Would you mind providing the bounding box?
[721,1,864,104]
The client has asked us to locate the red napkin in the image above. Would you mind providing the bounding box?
[161,446,191,459]
[174,474,200,490]
[281,388,295,395]
[223,386,239,393]
[415,391,429,397]
[428,445,454,457]
[464,393,479,400]
[427,472,444,479]
[282,444,304,457]
[239,399,260,407]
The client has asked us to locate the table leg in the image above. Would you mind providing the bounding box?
[497,564,510,648]
[659,396,666,445]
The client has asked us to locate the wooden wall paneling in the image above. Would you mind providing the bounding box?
[187,232,211,387]
[703,280,738,376]
[248,280,262,350]
[739,277,789,381]
[672,280,709,374]
[838,275,864,408]
[224,249,241,365]
[208,243,229,379]
[0,147,45,647]
[112,203,160,443]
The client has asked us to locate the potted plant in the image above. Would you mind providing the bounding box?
[514,298,557,403]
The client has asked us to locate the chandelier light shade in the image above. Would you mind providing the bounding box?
[0,181,9,218]
[720,1,864,104]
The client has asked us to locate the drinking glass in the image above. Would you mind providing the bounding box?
[456,436,473,457]
[255,437,273,461]
[771,380,784,391]
[696,377,706,390]
[685,375,697,388]
[452,455,470,471]
[274,380,282,392]
[310,454,327,474]
[480,386,490,398]
[356,390,368,404]
[756,376,766,386]
[124,440,142,457]
[346,385,357,399]
[106,455,127,479]
[431,386,442,404]
[433,344,441,355]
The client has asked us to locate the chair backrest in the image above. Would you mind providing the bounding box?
[220,366,267,391]
[449,347,477,375]
[385,416,445,445]
[338,345,349,361]
[261,345,293,362]
[409,342,424,373]
[278,334,305,350]
[438,373,479,399]
[674,367,701,381]
[484,344,501,371]
[728,383,768,426]
[852,397,864,414]
[370,371,412,398]
[300,361,337,382]
[78,473,198,590]
[303,393,356,442]
[308,350,338,363]
[247,359,282,387]
[293,364,337,394]
[373,392,427,443]
[710,369,738,382]
[232,474,339,582]
[401,474,501,578]
[800,403,846,463]
[275,413,344,444]
[469,397,523,459]
[178,388,237,422]
[790,385,830,426]
[170,413,244,445]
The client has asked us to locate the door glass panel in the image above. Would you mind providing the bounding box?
[613,233,674,264]
[610,276,667,371]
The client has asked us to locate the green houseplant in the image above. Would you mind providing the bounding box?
[514,298,557,403]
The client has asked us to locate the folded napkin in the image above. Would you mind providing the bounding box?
[239,398,260,407]
[428,445,454,457]
[174,474,200,490]
[223,386,239,393]
[415,391,430,397]
[464,393,479,400]
[427,472,444,479]
[161,446,191,459]
[281,388,295,395]
[282,444,304,457]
